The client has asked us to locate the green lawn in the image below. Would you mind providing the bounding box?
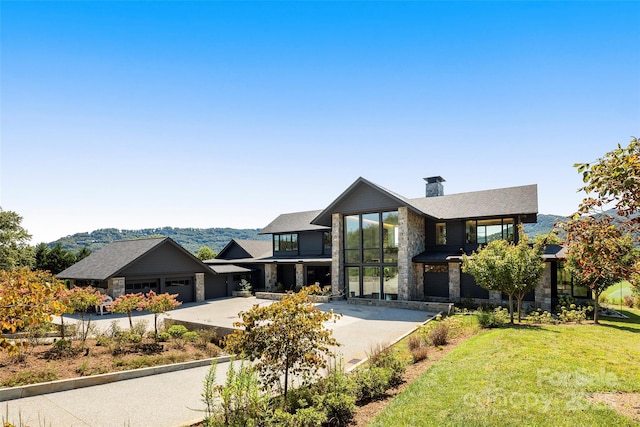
[369,309,640,427]
[602,281,635,305]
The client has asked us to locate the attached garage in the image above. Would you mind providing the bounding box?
[58,237,221,303]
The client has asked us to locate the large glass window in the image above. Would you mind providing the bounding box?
[344,211,398,300]
[557,261,589,298]
[274,234,298,252]
[436,222,447,245]
[362,213,380,263]
[323,231,332,255]
[382,212,399,263]
[345,215,360,263]
[466,218,514,244]
[382,266,399,297]
[347,267,360,298]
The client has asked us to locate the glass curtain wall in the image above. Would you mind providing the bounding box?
[344,211,399,299]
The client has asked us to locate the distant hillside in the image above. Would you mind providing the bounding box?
[49,227,270,255]
[523,214,568,238]
[50,214,567,255]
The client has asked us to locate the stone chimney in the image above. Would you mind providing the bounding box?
[424,176,445,197]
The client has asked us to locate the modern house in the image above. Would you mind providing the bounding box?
[214,176,567,311]
[57,237,226,302]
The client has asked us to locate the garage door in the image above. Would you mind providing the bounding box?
[165,278,194,302]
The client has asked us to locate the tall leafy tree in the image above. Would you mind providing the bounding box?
[575,136,640,220]
[462,227,545,323]
[0,269,67,354]
[0,208,34,270]
[196,246,216,261]
[570,136,640,295]
[563,215,636,324]
[76,246,91,261]
[225,285,342,399]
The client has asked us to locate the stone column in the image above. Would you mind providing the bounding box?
[295,264,304,288]
[195,273,205,302]
[489,291,502,306]
[108,277,125,298]
[264,264,277,292]
[448,263,461,300]
[397,207,426,301]
[414,263,425,301]
[535,263,553,311]
[331,213,344,297]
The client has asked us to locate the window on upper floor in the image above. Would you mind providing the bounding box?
[465,218,514,244]
[323,231,332,255]
[273,233,298,252]
[436,222,447,245]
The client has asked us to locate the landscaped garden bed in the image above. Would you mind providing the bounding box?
[0,323,222,388]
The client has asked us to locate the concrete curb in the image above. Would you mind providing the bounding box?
[0,355,231,402]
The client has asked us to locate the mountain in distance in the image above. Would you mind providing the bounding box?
[523,213,568,238]
[49,227,270,255]
[49,214,567,255]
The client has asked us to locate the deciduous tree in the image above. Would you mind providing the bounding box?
[575,136,640,220]
[563,215,636,324]
[462,227,545,323]
[142,291,181,337]
[225,285,342,399]
[0,268,67,354]
[109,293,145,330]
[196,246,216,261]
[65,286,105,345]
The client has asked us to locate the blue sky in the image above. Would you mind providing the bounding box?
[1,1,639,244]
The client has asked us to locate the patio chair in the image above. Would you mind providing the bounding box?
[96,295,113,315]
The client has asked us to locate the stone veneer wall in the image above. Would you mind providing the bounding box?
[195,273,205,302]
[397,207,426,301]
[331,213,344,297]
[264,264,277,292]
[535,263,553,311]
[448,262,461,300]
[295,264,304,288]
[108,277,125,298]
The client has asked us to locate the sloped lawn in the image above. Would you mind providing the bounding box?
[369,308,640,426]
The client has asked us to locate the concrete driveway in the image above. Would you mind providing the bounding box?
[2,297,437,427]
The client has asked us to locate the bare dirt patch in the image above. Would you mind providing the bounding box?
[0,338,221,388]
[589,392,640,423]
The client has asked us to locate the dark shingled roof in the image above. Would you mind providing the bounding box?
[259,210,329,234]
[56,237,211,281]
[409,184,538,221]
[215,239,272,260]
[311,177,426,226]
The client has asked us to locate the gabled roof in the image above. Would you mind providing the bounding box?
[57,237,211,281]
[408,184,538,221]
[311,177,426,226]
[259,210,329,234]
[216,239,272,260]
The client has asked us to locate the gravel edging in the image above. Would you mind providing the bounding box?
[0,355,231,402]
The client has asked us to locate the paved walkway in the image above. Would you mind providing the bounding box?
[1,298,436,427]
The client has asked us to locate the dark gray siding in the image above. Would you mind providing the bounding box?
[461,272,489,299]
[299,231,323,256]
[332,182,403,214]
[205,276,228,299]
[120,244,210,276]
[273,231,329,258]
[425,220,465,248]
[218,245,250,260]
